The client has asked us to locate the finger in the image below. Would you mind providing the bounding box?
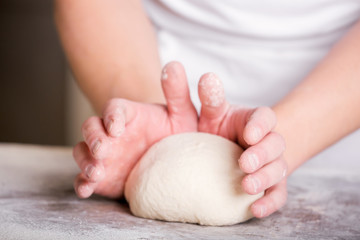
[161,61,197,117]
[102,99,136,137]
[243,106,277,145]
[251,179,287,218]
[198,72,229,125]
[239,132,286,173]
[73,142,105,182]
[81,116,111,160]
[242,156,287,195]
[74,173,98,199]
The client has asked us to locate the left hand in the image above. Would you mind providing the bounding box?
[197,72,288,218]
[72,62,198,199]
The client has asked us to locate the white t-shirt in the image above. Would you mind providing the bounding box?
[142,0,360,163]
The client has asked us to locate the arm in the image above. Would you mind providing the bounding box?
[54,0,164,113]
[273,20,360,173]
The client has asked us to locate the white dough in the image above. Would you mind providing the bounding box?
[125,132,264,226]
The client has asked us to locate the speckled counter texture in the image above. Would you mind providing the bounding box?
[0,143,359,240]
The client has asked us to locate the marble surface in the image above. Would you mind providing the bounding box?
[0,143,359,240]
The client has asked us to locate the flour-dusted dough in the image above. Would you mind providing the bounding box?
[125,132,264,226]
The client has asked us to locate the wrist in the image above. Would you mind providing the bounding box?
[271,103,308,175]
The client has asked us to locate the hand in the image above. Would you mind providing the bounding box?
[72,62,197,199]
[197,73,288,218]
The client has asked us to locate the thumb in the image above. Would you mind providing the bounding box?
[161,61,197,118]
[198,73,229,129]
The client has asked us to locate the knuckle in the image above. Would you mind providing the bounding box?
[258,106,277,129]
[270,132,286,152]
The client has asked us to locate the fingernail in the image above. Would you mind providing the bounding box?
[108,118,123,137]
[107,119,114,133]
[199,73,224,107]
[283,169,287,178]
[161,67,168,81]
[92,140,101,155]
[85,165,95,179]
[259,205,267,217]
[251,127,262,142]
[247,153,259,171]
[247,175,261,193]
[113,118,125,137]
[78,184,91,197]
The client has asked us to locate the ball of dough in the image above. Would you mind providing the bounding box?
[125,132,263,226]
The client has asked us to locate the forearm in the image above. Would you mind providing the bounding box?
[273,20,360,173]
[55,0,164,113]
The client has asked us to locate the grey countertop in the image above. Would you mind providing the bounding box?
[0,143,359,240]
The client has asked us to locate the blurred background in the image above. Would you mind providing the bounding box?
[0,0,93,146]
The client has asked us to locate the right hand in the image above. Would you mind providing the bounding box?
[72,62,198,199]
[197,72,288,218]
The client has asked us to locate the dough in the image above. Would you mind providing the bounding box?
[125,132,263,226]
